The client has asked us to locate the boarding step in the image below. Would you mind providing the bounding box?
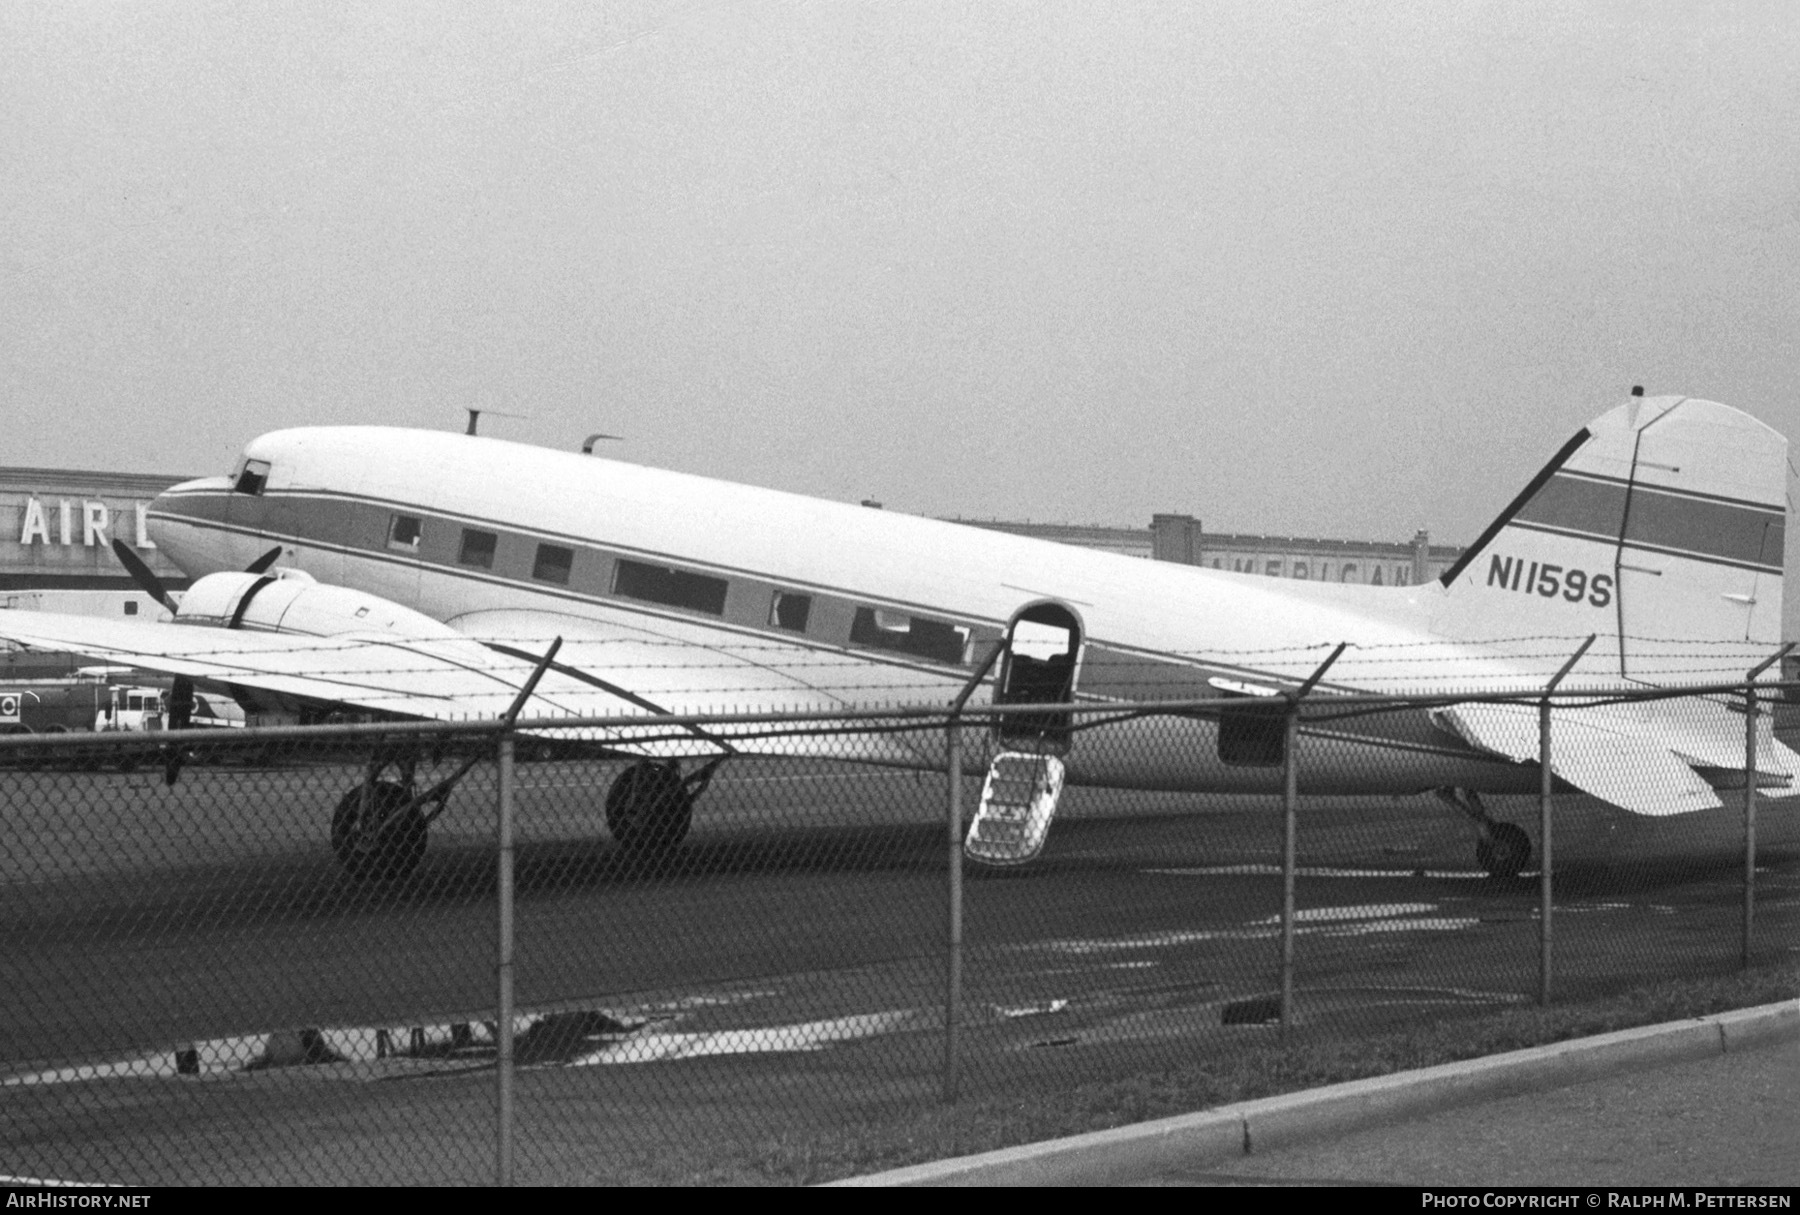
[964,752,1066,867]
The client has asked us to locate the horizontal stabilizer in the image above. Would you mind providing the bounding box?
[1431,702,1722,816]
[1643,697,1800,797]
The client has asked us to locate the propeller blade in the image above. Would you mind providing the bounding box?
[110,540,178,614]
[167,676,194,731]
[162,676,196,786]
[244,546,283,575]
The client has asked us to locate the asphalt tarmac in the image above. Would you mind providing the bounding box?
[3,756,1797,1184]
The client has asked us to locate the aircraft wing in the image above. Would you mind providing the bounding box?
[1429,699,1800,816]
[0,608,945,765]
[442,608,954,766]
[0,610,729,754]
[443,608,963,710]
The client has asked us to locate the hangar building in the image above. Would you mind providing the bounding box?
[0,466,196,615]
[950,514,1464,586]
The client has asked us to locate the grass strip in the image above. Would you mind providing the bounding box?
[749,962,1799,1185]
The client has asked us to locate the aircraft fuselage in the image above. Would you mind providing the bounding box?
[140,427,1556,797]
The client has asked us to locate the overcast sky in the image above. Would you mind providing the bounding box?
[5,2,1798,558]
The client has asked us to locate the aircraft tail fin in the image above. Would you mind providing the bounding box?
[1436,395,1787,683]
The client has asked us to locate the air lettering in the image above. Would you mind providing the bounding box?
[82,501,109,547]
[18,498,49,545]
[15,496,157,549]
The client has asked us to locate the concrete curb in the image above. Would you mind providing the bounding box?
[828,998,1800,1187]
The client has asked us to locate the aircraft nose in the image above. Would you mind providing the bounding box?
[145,475,235,576]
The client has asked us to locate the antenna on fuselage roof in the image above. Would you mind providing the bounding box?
[464,408,527,436]
[582,433,624,454]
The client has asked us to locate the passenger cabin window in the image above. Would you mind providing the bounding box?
[459,528,497,569]
[233,459,270,496]
[849,608,970,665]
[770,591,812,632]
[123,601,138,616]
[387,514,423,551]
[613,560,728,615]
[532,543,573,585]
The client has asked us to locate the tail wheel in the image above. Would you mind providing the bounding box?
[331,780,428,880]
[1477,822,1532,880]
[604,761,694,857]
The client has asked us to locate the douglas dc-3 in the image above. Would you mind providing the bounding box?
[0,392,1794,879]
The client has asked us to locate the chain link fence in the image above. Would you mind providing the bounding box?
[2,683,1797,1184]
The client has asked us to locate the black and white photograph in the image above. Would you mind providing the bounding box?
[2,1,1797,1191]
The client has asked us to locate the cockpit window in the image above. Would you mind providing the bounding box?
[233,459,271,496]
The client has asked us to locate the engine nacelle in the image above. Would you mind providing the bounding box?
[175,570,460,640]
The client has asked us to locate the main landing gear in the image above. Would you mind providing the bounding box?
[330,748,726,880]
[332,750,463,880]
[603,758,724,860]
[1434,787,1532,880]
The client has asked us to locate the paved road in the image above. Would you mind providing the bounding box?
[1131,1034,1800,1187]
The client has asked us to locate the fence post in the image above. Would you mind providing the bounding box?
[496,732,516,1187]
[1744,679,1757,969]
[1279,700,1298,1036]
[488,640,559,1187]
[1741,645,1792,969]
[1279,644,1346,1036]
[1538,695,1553,1006]
[941,642,1005,1103]
[1539,635,1594,1007]
[944,720,964,1104]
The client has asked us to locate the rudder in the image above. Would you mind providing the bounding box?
[1436,395,1786,684]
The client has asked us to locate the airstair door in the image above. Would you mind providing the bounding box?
[992,602,1083,753]
[966,603,1082,866]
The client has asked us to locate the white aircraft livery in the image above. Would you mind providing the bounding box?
[0,392,1793,878]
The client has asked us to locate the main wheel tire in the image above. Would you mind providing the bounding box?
[331,781,428,880]
[604,761,694,857]
[1477,821,1532,879]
